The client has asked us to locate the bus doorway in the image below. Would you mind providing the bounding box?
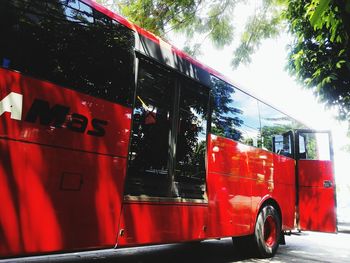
[295,130,337,233]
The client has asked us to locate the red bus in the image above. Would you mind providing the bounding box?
[0,0,337,259]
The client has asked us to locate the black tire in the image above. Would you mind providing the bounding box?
[253,205,281,258]
[232,234,254,256]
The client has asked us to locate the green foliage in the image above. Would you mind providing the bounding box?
[285,0,350,122]
[305,135,318,159]
[113,0,238,48]
[232,0,286,68]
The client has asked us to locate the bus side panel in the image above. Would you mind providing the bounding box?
[0,69,132,257]
[248,151,296,231]
[0,67,131,157]
[117,203,207,245]
[206,135,253,238]
[0,140,127,257]
[207,135,296,238]
[272,155,296,229]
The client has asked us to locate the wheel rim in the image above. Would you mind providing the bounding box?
[264,215,277,247]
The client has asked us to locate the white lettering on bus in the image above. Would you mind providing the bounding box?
[0,92,23,120]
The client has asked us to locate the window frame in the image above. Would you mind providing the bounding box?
[124,54,210,203]
[295,130,333,161]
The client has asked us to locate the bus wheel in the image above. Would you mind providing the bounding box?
[254,205,281,258]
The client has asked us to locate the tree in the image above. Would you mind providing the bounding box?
[285,0,350,152]
[97,0,283,57]
[285,0,350,122]
[116,0,239,52]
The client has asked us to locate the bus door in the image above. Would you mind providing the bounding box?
[295,130,337,232]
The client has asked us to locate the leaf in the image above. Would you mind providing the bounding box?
[310,0,331,27]
[338,49,346,56]
[336,60,346,69]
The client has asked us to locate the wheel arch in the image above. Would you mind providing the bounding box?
[255,197,282,227]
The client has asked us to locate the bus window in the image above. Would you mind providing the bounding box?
[175,80,208,199]
[126,59,209,200]
[126,60,174,197]
[258,102,298,151]
[0,0,135,106]
[210,75,260,147]
[273,132,293,158]
[298,132,331,160]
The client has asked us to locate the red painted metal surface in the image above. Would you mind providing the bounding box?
[207,135,296,238]
[206,135,253,237]
[0,68,131,257]
[117,134,296,247]
[118,202,208,246]
[298,160,337,232]
[0,68,131,157]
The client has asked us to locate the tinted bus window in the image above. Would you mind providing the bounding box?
[175,79,208,199]
[126,61,174,197]
[126,59,209,200]
[273,132,293,158]
[0,0,135,106]
[210,75,260,147]
[258,102,300,151]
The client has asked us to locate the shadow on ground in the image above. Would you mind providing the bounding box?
[2,239,260,263]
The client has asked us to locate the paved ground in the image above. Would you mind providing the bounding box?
[2,230,350,263]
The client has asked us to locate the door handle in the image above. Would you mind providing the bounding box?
[323,180,333,188]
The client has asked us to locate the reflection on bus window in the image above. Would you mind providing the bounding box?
[126,61,174,197]
[210,75,260,147]
[259,102,301,151]
[299,132,331,160]
[126,60,209,200]
[175,80,208,199]
[273,133,292,158]
[0,0,135,106]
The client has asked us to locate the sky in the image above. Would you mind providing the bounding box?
[168,3,350,189]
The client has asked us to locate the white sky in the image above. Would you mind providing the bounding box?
[168,2,350,186]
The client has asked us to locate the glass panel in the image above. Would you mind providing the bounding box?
[210,75,260,147]
[299,132,331,160]
[0,0,135,106]
[66,0,80,9]
[273,133,293,158]
[174,80,208,199]
[126,61,174,197]
[259,102,301,151]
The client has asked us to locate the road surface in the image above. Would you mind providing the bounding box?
[2,231,350,263]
